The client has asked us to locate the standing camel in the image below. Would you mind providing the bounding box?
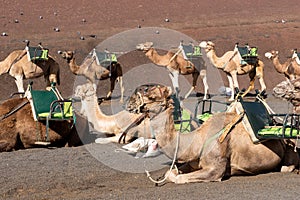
[60,50,124,102]
[0,97,81,152]
[74,82,172,144]
[200,41,266,101]
[0,49,60,94]
[128,89,299,184]
[265,50,300,80]
[136,42,209,100]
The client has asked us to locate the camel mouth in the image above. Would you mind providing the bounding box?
[264,52,273,59]
[199,41,208,48]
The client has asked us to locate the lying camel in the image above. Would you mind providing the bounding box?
[60,50,124,102]
[0,97,81,152]
[265,50,300,80]
[0,49,60,94]
[74,82,173,143]
[200,41,266,101]
[136,42,209,99]
[129,89,299,184]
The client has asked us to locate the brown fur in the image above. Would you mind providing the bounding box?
[0,50,60,93]
[265,50,300,80]
[0,98,81,152]
[136,42,209,99]
[60,51,124,102]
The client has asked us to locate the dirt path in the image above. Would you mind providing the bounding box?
[0,143,299,200]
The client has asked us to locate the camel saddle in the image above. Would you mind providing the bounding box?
[233,98,300,142]
[236,44,258,65]
[179,43,202,69]
[92,49,117,67]
[26,46,49,61]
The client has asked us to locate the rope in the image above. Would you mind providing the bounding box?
[145,102,183,185]
[145,130,180,184]
[0,100,29,121]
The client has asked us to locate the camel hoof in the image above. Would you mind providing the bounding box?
[95,137,111,144]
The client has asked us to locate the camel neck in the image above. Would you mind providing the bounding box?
[272,56,288,73]
[68,58,81,74]
[206,49,228,69]
[153,108,204,162]
[145,48,168,66]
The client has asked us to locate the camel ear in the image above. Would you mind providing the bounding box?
[199,41,207,48]
[264,52,272,58]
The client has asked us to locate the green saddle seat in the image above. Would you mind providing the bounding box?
[93,49,117,67]
[258,127,300,138]
[26,46,49,61]
[237,45,258,65]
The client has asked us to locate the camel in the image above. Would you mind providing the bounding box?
[199,41,266,101]
[129,89,299,184]
[60,50,125,102]
[265,50,300,80]
[136,42,209,100]
[273,78,300,113]
[74,82,173,144]
[0,97,81,152]
[0,49,60,95]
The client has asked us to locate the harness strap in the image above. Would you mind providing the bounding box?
[218,111,244,143]
[222,50,237,69]
[0,100,29,121]
[118,112,149,143]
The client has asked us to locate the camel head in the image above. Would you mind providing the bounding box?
[59,50,74,63]
[126,84,173,113]
[136,42,154,51]
[74,83,96,100]
[273,79,300,112]
[264,50,278,60]
[199,41,215,53]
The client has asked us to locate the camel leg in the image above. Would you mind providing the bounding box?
[118,76,124,103]
[184,86,195,99]
[14,74,25,96]
[201,75,209,100]
[199,69,209,100]
[106,77,116,100]
[241,72,255,98]
[167,162,226,184]
[226,74,235,101]
[168,71,180,97]
[257,72,266,92]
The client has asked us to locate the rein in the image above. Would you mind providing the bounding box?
[0,100,29,121]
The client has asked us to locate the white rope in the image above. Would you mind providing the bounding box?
[145,130,180,184]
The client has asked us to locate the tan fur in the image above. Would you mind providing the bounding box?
[0,50,60,93]
[136,42,209,99]
[200,41,266,101]
[265,50,300,80]
[148,105,299,184]
[60,51,125,102]
[75,83,172,143]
